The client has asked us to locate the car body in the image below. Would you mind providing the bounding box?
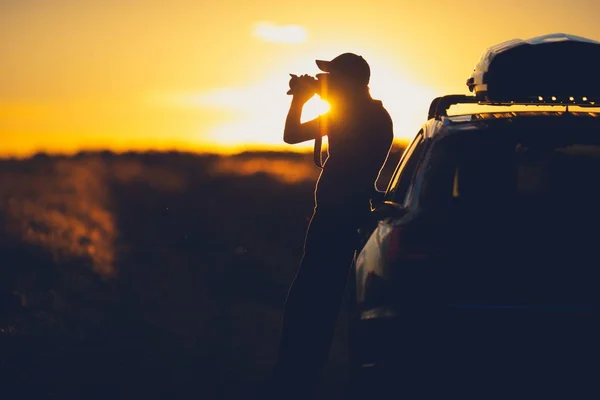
[348,33,600,398]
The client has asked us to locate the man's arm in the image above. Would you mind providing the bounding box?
[283,97,327,144]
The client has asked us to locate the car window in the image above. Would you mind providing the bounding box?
[385,131,427,204]
[385,132,421,195]
[418,126,600,213]
[401,140,432,206]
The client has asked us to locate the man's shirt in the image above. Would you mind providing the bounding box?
[311,97,394,210]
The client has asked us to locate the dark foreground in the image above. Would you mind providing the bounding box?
[0,148,401,399]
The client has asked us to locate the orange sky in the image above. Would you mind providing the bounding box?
[2,0,600,156]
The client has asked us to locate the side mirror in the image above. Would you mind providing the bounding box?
[357,201,407,249]
[369,190,385,210]
[371,201,407,221]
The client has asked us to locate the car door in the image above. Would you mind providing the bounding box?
[354,130,429,311]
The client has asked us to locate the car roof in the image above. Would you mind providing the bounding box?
[422,111,600,140]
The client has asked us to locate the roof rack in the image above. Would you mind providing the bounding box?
[467,33,600,102]
[428,94,600,120]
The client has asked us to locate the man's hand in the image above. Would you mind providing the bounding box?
[284,74,325,145]
[287,74,316,104]
[369,190,385,210]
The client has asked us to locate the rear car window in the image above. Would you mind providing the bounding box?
[419,122,600,210]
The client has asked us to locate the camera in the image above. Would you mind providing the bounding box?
[287,74,319,95]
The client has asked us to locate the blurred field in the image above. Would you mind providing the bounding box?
[0,147,403,399]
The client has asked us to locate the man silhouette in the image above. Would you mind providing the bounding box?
[269,53,394,399]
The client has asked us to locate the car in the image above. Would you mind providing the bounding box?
[347,33,600,399]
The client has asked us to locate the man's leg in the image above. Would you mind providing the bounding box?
[270,208,360,398]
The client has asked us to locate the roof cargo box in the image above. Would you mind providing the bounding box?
[467,33,600,104]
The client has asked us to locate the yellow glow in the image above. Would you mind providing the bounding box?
[156,55,434,152]
[2,1,600,157]
[211,157,317,183]
[366,57,437,138]
[301,95,330,123]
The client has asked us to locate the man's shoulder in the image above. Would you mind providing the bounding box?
[369,99,392,122]
[367,100,393,135]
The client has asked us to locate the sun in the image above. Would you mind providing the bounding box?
[301,95,330,123]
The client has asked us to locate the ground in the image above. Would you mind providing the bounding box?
[0,148,402,399]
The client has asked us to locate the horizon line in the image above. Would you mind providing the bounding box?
[0,140,409,161]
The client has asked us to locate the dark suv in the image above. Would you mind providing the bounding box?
[348,34,600,399]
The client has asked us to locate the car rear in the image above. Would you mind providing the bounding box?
[351,113,600,398]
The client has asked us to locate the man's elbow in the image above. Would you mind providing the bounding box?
[283,130,300,144]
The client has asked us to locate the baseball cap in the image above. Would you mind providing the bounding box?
[315,53,371,85]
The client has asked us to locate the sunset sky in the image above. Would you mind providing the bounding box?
[2,0,600,156]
